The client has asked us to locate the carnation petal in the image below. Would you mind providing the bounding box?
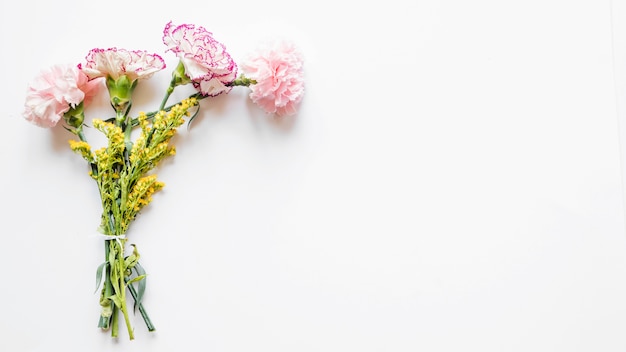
[196,77,232,97]
[79,48,165,81]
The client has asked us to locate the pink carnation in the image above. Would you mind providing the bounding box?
[23,64,102,128]
[79,48,165,81]
[241,41,304,116]
[163,21,237,96]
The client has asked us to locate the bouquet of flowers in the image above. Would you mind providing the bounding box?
[21,21,304,340]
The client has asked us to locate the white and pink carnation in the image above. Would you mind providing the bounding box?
[163,21,237,96]
[241,41,304,116]
[23,64,102,128]
[79,48,165,81]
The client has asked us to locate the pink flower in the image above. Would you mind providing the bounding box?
[79,48,165,81]
[23,64,102,128]
[163,21,237,96]
[241,41,304,116]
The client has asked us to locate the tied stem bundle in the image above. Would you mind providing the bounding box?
[69,98,198,339]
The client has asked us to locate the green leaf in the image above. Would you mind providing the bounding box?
[126,275,146,286]
[95,261,107,293]
[133,262,147,313]
[110,261,121,295]
[108,295,123,309]
[124,245,140,268]
[186,106,201,130]
[108,243,117,264]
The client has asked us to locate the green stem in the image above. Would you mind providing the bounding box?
[104,92,206,127]
[76,127,98,176]
[159,77,177,111]
[116,243,134,340]
[115,109,126,127]
[123,120,133,167]
[98,314,109,330]
[126,279,155,331]
[152,92,204,117]
[98,241,114,330]
[228,74,257,87]
[111,304,119,338]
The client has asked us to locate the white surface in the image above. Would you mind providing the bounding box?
[1,0,626,351]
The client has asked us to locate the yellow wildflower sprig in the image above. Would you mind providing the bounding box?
[102,92,204,129]
[68,140,94,164]
[129,98,197,175]
[91,120,126,235]
[120,175,164,232]
[119,97,198,231]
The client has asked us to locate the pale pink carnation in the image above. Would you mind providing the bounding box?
[79,48,165,81]
[23,64,102,128]
[163,21,237,96]
[241,41,304,116]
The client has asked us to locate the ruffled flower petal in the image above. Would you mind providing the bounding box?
[241,41,305,116]
[163,21,237,96]
[23,64,103,128]
[79,48,166,81]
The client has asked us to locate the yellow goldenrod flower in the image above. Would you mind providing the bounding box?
[69,140,94,163]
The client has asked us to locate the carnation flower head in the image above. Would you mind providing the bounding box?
[23,64,102,128]
[79,48,165,113]
[241,40,305,116]
[163,21,237,96]
[79,48,165,81]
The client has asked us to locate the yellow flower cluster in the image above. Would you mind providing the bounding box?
[121,175,165,230]
[68,99,198,237]
[129,98,197,175]
[69,140,94,163]
[94,119,125,155]
[93,119,125,176]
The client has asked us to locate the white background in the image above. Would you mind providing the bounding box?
[2,0,626,351]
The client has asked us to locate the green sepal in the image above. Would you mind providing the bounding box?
[63,102,85,128]
[172,60,192,87]
[106,75,137,115]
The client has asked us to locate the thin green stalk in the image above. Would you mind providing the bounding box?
[123,119,133,168]
[76,128,98,176]
[99,241,114,330]
[118,255,134,340]
[151,92,204,118]
[115,109,126,127]
[159,77,177,111]
[104,92,206,127]
[126,279,155,331]
[77,126,110,331]
[98,315,109,329]
[228,75,257,87]
[111,304,119,338]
